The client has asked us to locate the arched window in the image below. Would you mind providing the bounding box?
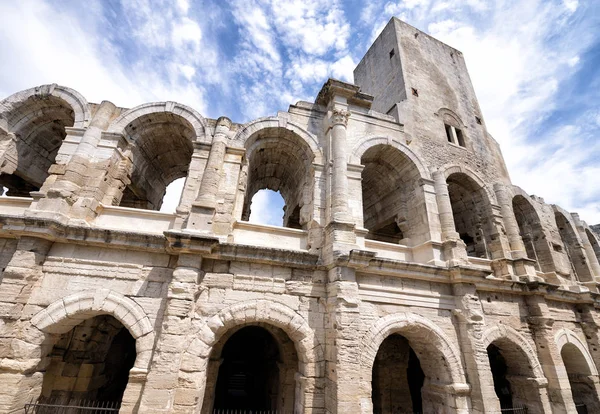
[241,128,314,229]
[118,113,194,211]
[0,95,76,195]
[561,342,600,412]
[555,212,593,282]
[512,195,554,272]
[447,172,493,258]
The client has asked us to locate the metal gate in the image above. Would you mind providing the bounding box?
[24,398,120,413]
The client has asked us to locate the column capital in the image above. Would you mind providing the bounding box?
[331,108,350,127]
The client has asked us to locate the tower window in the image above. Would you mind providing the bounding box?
[389,49,395,58]
[411,87,419,97]
[444,124,466,147]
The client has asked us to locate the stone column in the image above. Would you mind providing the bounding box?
[526,295,576,414]
[432,171,467,263]
[573,213,600,279]
[329,109,351,223]
[187,117,231,232]
[494,184,526,256]
[138,254,202,412]
[452,283,497,414]
[325,266,362,414]
[0,237,53,413]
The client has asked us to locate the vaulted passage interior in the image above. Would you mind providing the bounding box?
[0,95,75,196]
[371,334,424,414]
[512,195,553,272]
[561,343,600,413]
[203,325,298,414]
[487,342,543,413]
[242,128,314,229]
[555,212,593,282]
[40,315,136,405]
[117,112,194,210]
[447,173,492,258]
[361,145,425,245]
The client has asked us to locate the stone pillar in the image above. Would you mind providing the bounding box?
[432,171,468,263]
[451,283,497,414]
[494,184,526,257]
[526,294,576,414]
[325,266,362,414]
[573,213,600,279]
[0,237,52,413]
[188,117,232,233]
[138,254,202,412]
[329,108,351,223]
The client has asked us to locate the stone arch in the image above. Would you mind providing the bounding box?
[31,289,155,370]
[436,108,465,127]
[584,226,600,262]
[175,300,324,413]
[108,101,207,141]
[0,84,91,194]
[553,206,592,281]
[237,119,321,228]
[482,325,545,379]
[0,83,91,129]
[556,329,598,376]
[350,135,430,180]
[233,116,324,164]
[360,312,466,386]
[512,192,555,272]
[442,165,498,258]
[440,164,495,204]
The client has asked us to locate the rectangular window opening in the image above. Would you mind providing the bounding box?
[456,128,465,147]
[445,124,453,143]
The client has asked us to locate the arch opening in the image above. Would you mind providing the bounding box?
[241,128,314,229]
[555,212,592,282]
[447,172,492,258]
[118,112,194,211]
[486,341,543,413]
[585,229,600,263]
[0,95,75,195]
[371,334,425,414]
[512,195,553,272]
[561,343,600,413]
[40,315,136,407]
[203,325,298,414]
[360,144,425,245]
[248,189,286,227]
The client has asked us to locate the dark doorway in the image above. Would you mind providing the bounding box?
[372,334,425,414]
[41,315,136,405]
[487,344,513,409]
[214,326,281,411]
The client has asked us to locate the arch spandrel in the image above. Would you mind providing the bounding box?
[481,325,546,380]
[107,101,208,143]
[555,328,598,376]
[351,135,431,180]
[233,117,324,164]
[360,312,467,386]
[0,84,91,129]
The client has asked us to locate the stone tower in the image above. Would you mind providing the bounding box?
[1,17,600,414]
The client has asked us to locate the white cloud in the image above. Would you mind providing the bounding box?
[171,17,203,51]
[160,177,186,213]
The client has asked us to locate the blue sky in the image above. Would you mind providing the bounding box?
[1,0,599,225]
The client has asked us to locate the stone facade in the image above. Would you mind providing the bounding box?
[1,17,600,414]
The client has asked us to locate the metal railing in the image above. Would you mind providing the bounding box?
[500,405,528,414]
[212,410,280,414]
[24,399,120,413]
